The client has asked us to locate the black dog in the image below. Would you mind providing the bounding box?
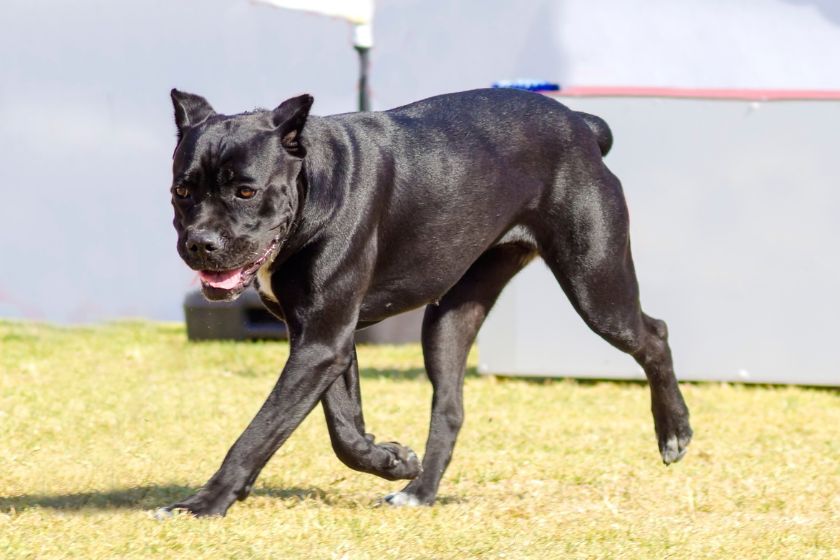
[161,88,692,516]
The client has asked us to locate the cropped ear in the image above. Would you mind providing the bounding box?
[170,89,215,142]
[271,94,314,157]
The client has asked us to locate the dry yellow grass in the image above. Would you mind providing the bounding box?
[1,320,838,559]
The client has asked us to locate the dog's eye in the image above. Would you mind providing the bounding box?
[174,186,190,199]
[236,187,257,199]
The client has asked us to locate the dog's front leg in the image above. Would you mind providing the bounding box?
[321,348,422,481]
[159,334,355,518]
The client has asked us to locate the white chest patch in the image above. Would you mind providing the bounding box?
[256,261,278,303]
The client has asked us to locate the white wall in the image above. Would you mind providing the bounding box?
[1,0,838,321]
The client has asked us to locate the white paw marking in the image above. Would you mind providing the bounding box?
[384,491,421,507]
[152,508,173,521]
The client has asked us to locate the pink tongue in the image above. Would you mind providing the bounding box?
[199,268,244,290]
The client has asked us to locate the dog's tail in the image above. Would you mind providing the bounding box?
[576,112,613,157]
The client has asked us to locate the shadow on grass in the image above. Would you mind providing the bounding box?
[0,484,467,513]
[465,372,840,394]
[359,366,427,381]
[358,366,487,381]
[0,484,333,513]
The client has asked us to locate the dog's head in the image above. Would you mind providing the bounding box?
[169,89,313,301]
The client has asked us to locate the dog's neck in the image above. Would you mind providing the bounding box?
[283,117,350,248]
[261,162,309,273]
[261,115,365,281]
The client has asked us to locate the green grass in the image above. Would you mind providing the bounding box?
[1,320,838,559]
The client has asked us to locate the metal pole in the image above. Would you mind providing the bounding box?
[355,45,370,112]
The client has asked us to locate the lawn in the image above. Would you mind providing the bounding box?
[0,320,838,559]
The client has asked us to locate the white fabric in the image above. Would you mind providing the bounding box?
[251,0,373,25]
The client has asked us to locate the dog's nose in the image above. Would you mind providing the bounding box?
[186,230,223,256]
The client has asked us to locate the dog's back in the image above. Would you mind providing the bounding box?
[321,88,608,165]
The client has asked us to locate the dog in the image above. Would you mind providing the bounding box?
[160,88,692,516]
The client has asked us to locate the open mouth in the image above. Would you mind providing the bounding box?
[198,239,278,300]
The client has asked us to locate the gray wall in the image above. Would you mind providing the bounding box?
[478,96,840,385]
[1,0,839,322]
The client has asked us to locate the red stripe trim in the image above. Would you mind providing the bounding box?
[547,86,840,101]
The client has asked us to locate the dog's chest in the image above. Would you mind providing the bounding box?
[256,263,278,303]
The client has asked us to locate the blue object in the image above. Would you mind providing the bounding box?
[492,80,560,92]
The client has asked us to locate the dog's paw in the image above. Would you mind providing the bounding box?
[657,416,693,465]
[382,491,422,507]
[155,492,231,519]
[153,507,176,520]
[378,442,422,480]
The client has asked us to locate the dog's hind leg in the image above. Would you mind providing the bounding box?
[384,242,536,506]
[537,165,692,464]
[321,348,422,480]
